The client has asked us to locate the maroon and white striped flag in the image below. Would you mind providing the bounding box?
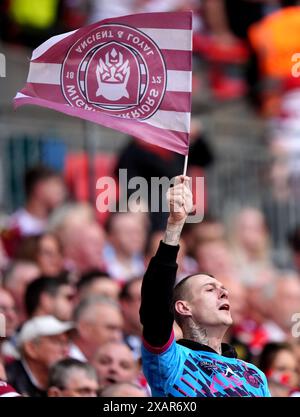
[14,12,192,155]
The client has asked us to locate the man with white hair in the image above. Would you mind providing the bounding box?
[49,203,105,277]
[70,296,123,362]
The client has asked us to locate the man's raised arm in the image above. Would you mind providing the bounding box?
[139,176,193,349]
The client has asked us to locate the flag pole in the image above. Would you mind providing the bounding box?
[183,154,189,176]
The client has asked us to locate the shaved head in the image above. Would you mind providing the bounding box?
[173,273,214,325]
[172,272,232,330]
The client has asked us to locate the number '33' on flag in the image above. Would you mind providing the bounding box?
[14,12,192,155]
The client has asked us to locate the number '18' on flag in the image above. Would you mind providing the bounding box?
[14,12,192,155]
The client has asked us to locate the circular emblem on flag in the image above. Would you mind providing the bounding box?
[61,24,167,119]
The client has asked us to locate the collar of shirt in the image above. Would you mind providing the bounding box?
[176,339,237,358]
[68,343,87,362]
[21,359,44,390]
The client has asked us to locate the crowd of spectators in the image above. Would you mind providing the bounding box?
[0,162,299,397]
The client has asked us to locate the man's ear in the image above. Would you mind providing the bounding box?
[175,300,192,318]
[23,340,39,360]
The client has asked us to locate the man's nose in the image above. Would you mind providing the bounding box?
[60,342,70,357]
[108,363,119,375]
[219,288,229,299]
[111,329,123,342]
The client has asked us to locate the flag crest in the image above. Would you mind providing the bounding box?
[14,12,193,155]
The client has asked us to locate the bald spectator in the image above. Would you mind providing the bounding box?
[6,316,73,397]
[103,212,148,282]
[3,261,40,323]
[49,203,105,277]
[99,382,146,397]
[25,276,75,321]
[92,341,138,390]
[9,165,66,237]
[77,270,120,302]
[64,222,105,276]
[119,278,143,359]
[70,296,123,362]
[48,358,99,397]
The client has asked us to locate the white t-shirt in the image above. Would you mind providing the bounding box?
[10,208,47,236]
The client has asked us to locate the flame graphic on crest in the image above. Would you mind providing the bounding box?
[96,48,130,101]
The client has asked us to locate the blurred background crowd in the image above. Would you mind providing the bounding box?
[1,0,300,397]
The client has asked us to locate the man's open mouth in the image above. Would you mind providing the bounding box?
[219,304,230,311]
[105,377,117,384]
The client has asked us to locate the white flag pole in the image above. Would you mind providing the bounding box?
[183,154,189,176]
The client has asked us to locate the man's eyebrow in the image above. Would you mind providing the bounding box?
[203,282,217,288]
[203,282,227,291]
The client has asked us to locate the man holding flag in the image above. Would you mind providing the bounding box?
[14,11,271,397]
[139,175,271,397]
